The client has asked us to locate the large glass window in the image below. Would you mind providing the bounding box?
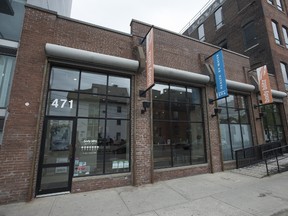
[218,94,253,161]
[153,83,206,169]
[276,0,284,11]
[46,67,131,176]
[215,7,223,30]
[198,24,205,42]
[261,104,284,142]
[272,20,282,45]
[280,62,288,90]
[0,55,15,107]
[243,21,258,49]
[0,0,26,42]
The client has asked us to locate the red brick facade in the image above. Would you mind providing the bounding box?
[0,5,266,204]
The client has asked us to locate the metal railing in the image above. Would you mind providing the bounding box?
[235,142,282,169]
[262,145,288,176]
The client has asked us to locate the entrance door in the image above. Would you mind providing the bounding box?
[36,118,76,195]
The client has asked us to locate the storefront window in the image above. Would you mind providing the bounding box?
[218,94,253,161]
[45,67,131,177]
[153,83,206,169]
[261,104,284,142]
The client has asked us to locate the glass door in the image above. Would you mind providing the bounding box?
[36,118,76,195]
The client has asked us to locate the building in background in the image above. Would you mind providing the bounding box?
[182,0,288,151]
[0,0,73,143]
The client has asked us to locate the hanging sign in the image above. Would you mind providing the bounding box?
[213,49,228,99]
[257,65,273,104]
[146,28,154,90]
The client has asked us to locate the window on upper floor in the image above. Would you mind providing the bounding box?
[272,20,282,45]
[0,0,26,42]
[218,39,228,49]
[0,117,4,143]
[280,62,288,90]
[243,21,258,49]
[282,26,288,48]
[267,0,284,11]
[198,24,205,42]
[215,7,224,30]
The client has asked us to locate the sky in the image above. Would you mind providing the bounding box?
[71,0,212,34]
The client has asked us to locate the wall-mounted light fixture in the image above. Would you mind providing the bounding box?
[256,112,265,120]
[141,101,151,114]
[211,108,222,118]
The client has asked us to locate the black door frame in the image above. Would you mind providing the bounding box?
[36,117,77,196]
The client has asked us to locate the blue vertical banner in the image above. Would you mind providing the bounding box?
[213,49,228,99]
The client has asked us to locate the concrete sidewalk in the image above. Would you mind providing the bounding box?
[0,171,288,216]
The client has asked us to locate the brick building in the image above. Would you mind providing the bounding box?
[182,0,288,146]
[0,4,287,203]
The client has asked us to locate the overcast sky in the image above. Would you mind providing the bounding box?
[71,0,212,34]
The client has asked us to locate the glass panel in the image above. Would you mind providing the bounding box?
[217,97,226,107]
[75,119,103,176]
[153,121,171,169]
[282,27,288,48]
[219,107,228,123]
[220,124,233,161]
[280,62,288,90]
[188,105,202,122]
[272,21,281,45]
[170,85,186,102]
[171,102,186,121]
[78,93,105,118]
[108,76,130,97]
[228,108,239,124]
[40,167,69,191]
[188,87,201,104]
[171,122,190,166]
[152,83,169,101]
[190,123,205,164]
[0,55,15,107]
[243,22,257,49]
[241,125,253,148]
[50,67,80,91]
[230,124,242,152]
[43,120,73,164]
[215,7,223,29]
[239,109,249,124]
[105,120,130,174]
[80,72,107,94]
[46,91,77,116]
[0,118,4,143]
[198,24,205,41]
[153,101,169,120]
[106,96,130,119]
[226,95,236,107]
[276,0,283,11]
[0,0,25,41]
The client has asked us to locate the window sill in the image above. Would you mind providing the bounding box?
[244,43,259,52]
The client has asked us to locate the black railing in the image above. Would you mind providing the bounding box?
[235,142,282,169]
[262,145,288,176]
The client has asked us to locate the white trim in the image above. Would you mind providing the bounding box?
[154,65,210,84]
[226,80,255,92]
[0,39,19,49]
[45,43,139,72]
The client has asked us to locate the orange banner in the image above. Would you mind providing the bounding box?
[146,28,154,89]
[257,65,273,104]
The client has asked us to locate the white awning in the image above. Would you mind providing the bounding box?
[226,80,255,92]
[271,89,287,98]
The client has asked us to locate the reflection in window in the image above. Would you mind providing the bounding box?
[0,0,26,41]
[280,62,288,90]
[152,83,206,169]
[46,67,131,176]
[198,24,205,42]
[243,21,258,49]
[272,21,282,45]
[0,55,15,107]
[0,118,4,143]
[282,26,288,48]
[215,7,223,29]
[218,94,253,160]
[261,104,284,142]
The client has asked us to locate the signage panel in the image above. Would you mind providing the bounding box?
[146,28,154,90]
[257,65,273,104]
[213,49,228,99]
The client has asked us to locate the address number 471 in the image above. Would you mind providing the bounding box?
[51,99,73,109]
